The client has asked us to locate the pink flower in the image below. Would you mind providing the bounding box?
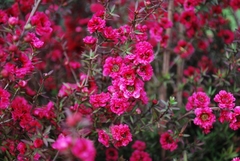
[0,87,10,109]
[103,26,117,40]
[106,147,118,161]
[71,138,96,161]
[90,3,105,13]
[134,41,154,65]
[185,92,210,111]
[229,106,240,130]
[232,157,240,161]
[193,107,216,134]
[130,150,152,161]
[117,25,131,43]
[8,17,18,26]
[149,25,163,42]
[89,92,111,108]
[103,56,123,78]
[0,10,8,24]
[120,65,136,84]
[52,134,72,152]
[98,129,110,147]
[214,90,235,109]
[119,78,144,99]
[25,33,44,48]
[110,94,129,115]
[110,124,132,147]
[160,131,178,151]
[132,140,146,151]
[83,36,97,46]
[11,96,32,121]
[160,17,173,28]
[31,12,52,36]
[134,24,148,42]
[17,142,26,154]
[87,16,106,34]
[174,40,195,59]
[33,153,41,160]
[136,64,153,81]
[33,101,55,119]
[58,83,78,97]
[14,53,35,79]
[219,110,231,123]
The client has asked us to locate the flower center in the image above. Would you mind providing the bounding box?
[127,85,135,92]
[201,113,209,121]
[112,64,119,72]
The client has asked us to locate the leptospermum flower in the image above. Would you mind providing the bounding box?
[232,157,240,161]
[180,9,197,29]
[130,150,152,161]
[103,56,123,79]
[230,0,240,11]
[186,92,210,111]
[71,138,96,161]
[89,92,111,108]
[87,16,106,34]
[136,64,153,81]
[149,24,163,42]
[193,107,216,134]
[14,53,34,79]
[110,95,130,115]
[229,106,240,130]
[98,129,110,147]
[31,12,52,36]
[83,36,97,46]
[52,134,72,152]
[160,130,178,151]
[110,124,132,147]
[174,40,195,59]
[0,87,10,109]
[133,41,154,65]
[132,140,146,151]
[119,78,144,99]
[214,90,236,110]
[105,147,118,161]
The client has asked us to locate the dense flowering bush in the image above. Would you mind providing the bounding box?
[0,0,240,160]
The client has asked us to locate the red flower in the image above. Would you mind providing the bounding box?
[106,147,118,161]
[180,10,197,29]
[31,12,52,36]
[230,0,240,11]
[217,29,234,44]
[33,138,43,148]
[174,40,194,58]
[0,87,10,109]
